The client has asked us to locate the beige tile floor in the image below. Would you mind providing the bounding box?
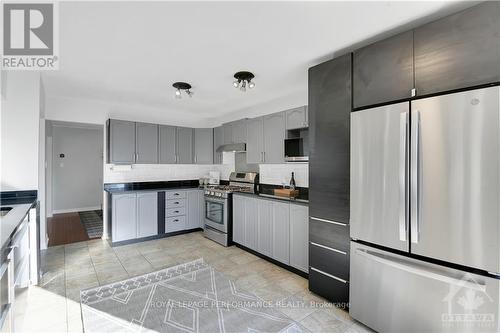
[14,231,373,333]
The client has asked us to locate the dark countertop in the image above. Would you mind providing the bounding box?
[233,191,309,205]
[1,191,37,250]
[104,180,201,193]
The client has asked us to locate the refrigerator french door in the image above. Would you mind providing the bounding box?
[350,86,500,332]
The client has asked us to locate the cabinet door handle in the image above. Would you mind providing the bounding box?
[174,202,179,204]
[174,211,179,213]
[174,219,179,222]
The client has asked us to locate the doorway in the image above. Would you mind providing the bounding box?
[46,121,104,246]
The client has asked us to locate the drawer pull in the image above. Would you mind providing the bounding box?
[310,242,347,255]
[174,193,179,196]
[310,267,348,284]
[310,216,347,226]
[174,202,179,204]
[174,211,179,213]
[173,219,179,222]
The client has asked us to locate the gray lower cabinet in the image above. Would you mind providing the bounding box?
[414,1,500,96]
[213,126,224,164]
[159,125,177,164]
[194,128,214,164]
[263,112,286,163]
[112,193,137,242]
[246,117,264,164]
[271,201,290,264]
[289,204,309,272]
[233,195,245,244]
[353,30,414,108]
[285,106,308,130]
[137,192,158,238]
[233,195,305,270]
[186,190,204,229]
[135,123,159,164]
[108,119,136,164]
[232,119,247,143]
[176,127,194,164]
[244,197,258,251]
[257,199,273,257]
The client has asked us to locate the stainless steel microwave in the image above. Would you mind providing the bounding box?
[284,138,308,162]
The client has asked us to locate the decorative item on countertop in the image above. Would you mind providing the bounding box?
[290,172,296,190]
[274,187,299,198]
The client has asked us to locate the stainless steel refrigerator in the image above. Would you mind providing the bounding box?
[349,86,500,333]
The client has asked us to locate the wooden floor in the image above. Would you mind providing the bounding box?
[47,212,91,247]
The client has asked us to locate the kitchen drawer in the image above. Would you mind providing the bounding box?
[310,242,349,281]
[309,267,349,307]
[165,216,186,233]
[166,207,186,217]
[166,191,187,200]
[166,198,186,209]
[309,217,349,253]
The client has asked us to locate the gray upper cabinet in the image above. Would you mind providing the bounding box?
[108,119,136,164]
[272,201,290,264]
[353,30,414,109]
[246,117,264,164]
[232,119,247,143]
[286,106,308,130]
[137,192,158,238]
[290,204,309,272]
[194,128,214,164]
[263,112,286,163]
[135,123,158,164]
[112,193,137,242]
[159,125,177,164]
[213,126,224,164]
[176,127,193,164]
[414,2,500,96]
[223,123,233,144]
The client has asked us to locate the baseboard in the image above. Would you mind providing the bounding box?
[52,206,101,214]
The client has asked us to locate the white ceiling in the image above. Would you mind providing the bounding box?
[42,1,475,125]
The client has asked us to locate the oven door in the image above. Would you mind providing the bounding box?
[204,197,228,233]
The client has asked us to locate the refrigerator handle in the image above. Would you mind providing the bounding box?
[399,112,408,241]
[355,248,486,291]
[411,110,420,244]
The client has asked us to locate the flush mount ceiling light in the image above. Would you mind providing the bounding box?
[233,71,255,92]
[172,82,193,99]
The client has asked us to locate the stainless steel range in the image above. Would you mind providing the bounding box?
[203,172,258,246]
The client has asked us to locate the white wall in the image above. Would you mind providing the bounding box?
[52,124,103,213]
[0,72,41,191]
[259,163,308,188]
[45,95,215,128]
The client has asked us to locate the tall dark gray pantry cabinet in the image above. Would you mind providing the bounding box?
[308,53,351,306]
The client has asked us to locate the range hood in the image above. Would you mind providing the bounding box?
[216,143,246,152]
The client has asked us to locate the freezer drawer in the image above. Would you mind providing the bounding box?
[411,87,500,273]
[350,242,500,333]
[350,102,409,252]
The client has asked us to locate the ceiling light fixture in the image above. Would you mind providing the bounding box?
[233,71,255,92]
[172,82,193,99]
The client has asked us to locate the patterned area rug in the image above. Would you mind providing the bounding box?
[80,258,306,333]
[79,210,103,239]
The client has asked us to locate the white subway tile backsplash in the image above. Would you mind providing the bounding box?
[259,163,308,187]
[104,161,234,183]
